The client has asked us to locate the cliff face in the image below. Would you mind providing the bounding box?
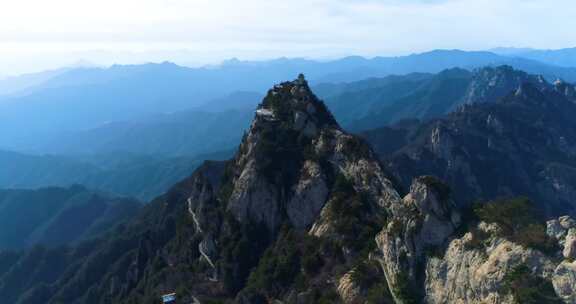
[224,74,400,231]
[374,78,576,217]
[460,65,549,105]
[374,176,461,303]
[374,180,576,304]
[186,74,403,302]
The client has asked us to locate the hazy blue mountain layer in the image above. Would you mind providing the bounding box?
[320,65,552,131]
[0,149,233,201]
[2,50,576,152]
[0,185,140,249]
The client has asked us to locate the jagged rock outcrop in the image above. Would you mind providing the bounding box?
[374,175,576,304]
[348,65,556,131]
[554,79,576,102]
[548,216,576,259]
[546,215,576,303]
[221,74,400,235]
[375,176,460,303]
[424,222,555,304]
[461,65,548,105]
[337,270,363,304]
[376,75,576,217]
[553,261,576,303]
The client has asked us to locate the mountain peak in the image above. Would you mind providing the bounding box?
[219,76,399,232]
[498,81,568,111]
[462,65,548,104]
[256,74,338,135]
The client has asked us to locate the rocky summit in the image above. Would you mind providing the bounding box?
[363,68,576,218]
[4,74,576,304]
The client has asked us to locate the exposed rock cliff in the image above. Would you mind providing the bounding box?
[376,190,576,304]
[461,65,548,105]
[375,77,576,217]
[375,176,461,303]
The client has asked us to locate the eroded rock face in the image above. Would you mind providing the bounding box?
[553,261,576,303]
[564,231,576,260]
[547,215,576,251]
[374,181,576,304]
[555,79,576,103]
[462,65,548,105]
[549,219,568,240]
[375,176,460,303]
[337,270,363,304]
[425,224,555,304]
[225,75,401,238]
[309,128,402,240]
[382,77,576,218]
[421,214,576,304]
[286,160,329,229]
[547,216,576,303]
[225,75,341,232]
[227,158,282,230]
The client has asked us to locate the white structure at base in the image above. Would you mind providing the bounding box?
[256,108,274,117]
[162,293,176,303]
[256,108,278,121]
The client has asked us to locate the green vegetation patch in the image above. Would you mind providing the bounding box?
[393,272,418,304]
[501,264,562,304]
[418,175,451,202]
[350,260,395,304]
[245,229,300,295]
[473,197,558,255]
[327,174,386,252]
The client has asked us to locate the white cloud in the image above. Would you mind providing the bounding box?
[0,0,574,75]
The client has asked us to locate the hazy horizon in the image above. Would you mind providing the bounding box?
[1,0,575,76]
[1,46,575,79]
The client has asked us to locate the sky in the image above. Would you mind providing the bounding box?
[0,0,575,76]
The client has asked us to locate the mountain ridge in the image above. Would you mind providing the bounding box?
[4,71,576,303]
[362,73,576,216]
[3,49,576,152]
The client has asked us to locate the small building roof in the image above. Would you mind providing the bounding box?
[162,293,176,303]
[256,108,274,117]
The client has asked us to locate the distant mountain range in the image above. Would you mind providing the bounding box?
[321,65,553,131]
[0,149,232,201]
[2,48,576,152]
[491,47,576,67]
[43,107,254,157]
[1,63,574,203]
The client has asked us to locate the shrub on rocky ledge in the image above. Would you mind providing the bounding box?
[473,197,558,255]
[502,264,562,304]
